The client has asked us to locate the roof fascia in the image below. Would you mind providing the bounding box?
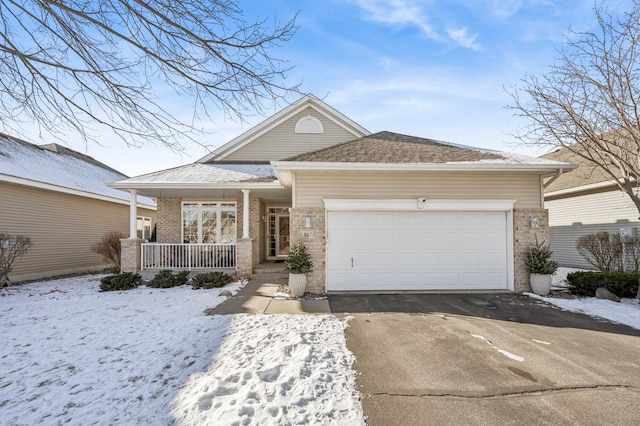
[1,173,156,210]
[272,161,576,186]
[197,94,370,163]
[108,181,284,190]
[544,177,633,197]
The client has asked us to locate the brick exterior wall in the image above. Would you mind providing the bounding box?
[120,238,142,273]
[513,208,549,292]
[157,198,182,243]
[237,238,253,279]
[290,208,326,294]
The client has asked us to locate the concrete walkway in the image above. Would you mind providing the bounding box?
[208,272,332,314]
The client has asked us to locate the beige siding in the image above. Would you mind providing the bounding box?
[294,172,542,208]
[546,189,640,268]
[224,107,359,161]
[1,181,156,282]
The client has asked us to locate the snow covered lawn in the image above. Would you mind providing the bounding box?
[0,275,364,425]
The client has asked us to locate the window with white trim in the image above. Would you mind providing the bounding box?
[182,202,237,244]
[137,216,152,240]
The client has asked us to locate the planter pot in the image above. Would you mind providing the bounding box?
[530,273,552,296]
[288,273,307,298]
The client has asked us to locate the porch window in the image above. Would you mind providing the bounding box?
[182,202,237,244]
[137,216,152,240]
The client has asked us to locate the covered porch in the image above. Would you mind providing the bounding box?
[109,163,292,278]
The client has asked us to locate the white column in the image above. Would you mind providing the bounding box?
[129,189,138,239]
[242,189,250,239]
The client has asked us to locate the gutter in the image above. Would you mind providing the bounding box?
[543,168,564,189]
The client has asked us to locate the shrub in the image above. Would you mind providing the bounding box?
[524,239,558,275]
[100,272,141,292]
[566,271,639,298]
[284,241,313,275]
[192,271,232,289]
[0,233,32,286]
[91,232,125,273]
[576,232,622,272]
[148,270,190,288]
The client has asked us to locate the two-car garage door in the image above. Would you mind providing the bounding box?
[326,210,509,292]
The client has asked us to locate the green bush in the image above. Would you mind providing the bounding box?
[148,270,190,288]
[191,271,232,289]
[100,272,141,292]
[566,271,639,298]
[524,239,558,275]
[284,241,313,274]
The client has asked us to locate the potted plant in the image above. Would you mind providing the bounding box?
[283,240,313,297]
[524,238,558,296]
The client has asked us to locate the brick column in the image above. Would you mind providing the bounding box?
[513,208,549,292]
[236,238,253,279]
[290,208,325,294]
[120,238,142,273]
[156,198,182,243]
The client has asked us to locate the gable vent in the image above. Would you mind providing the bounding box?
[295,115,324,134]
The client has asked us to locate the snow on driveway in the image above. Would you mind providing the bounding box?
[0,276,364,425]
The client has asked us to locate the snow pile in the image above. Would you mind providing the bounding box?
[0,276,364,425]
[172,315,364,425]
[529,293,640,330]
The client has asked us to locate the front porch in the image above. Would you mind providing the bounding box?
[119,184,299,280]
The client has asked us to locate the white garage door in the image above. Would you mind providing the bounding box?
[326,211,509,291]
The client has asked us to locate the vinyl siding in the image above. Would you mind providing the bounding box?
[546,188,640,268]
[1,181,156,282]
[294,172,542,208]
[223,107,360,161]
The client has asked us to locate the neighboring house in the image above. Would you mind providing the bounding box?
[111,94,573,293]
[0,133,156,282]
[542,148,639,269]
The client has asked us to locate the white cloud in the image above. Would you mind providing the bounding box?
[447,27,482,51]
[352,0,441,40]
[352,0,486,50]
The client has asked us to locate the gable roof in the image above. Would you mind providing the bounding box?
[0,133,155,207]
[197,94,370,163]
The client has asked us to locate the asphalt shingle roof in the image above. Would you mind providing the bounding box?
[284,131,505,163]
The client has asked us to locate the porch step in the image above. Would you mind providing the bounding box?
[253,267,286,274]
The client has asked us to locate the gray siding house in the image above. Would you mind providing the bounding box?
[543,148,639,269]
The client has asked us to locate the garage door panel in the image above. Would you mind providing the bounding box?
[327,210,509,291]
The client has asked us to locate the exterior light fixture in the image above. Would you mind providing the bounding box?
[529,216,540,228]
[305,216,312,228]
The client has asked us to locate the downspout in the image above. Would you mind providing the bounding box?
[543,168,564,189]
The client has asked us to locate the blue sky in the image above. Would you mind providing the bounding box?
[23,0,631,176]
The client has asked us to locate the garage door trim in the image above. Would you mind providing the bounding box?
[323,198,515,292]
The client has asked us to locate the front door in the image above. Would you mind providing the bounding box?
[276,215,290,256]
[267,207,290,259]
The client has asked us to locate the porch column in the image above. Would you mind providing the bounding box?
[129,189,138,239]
[242,189,250,238]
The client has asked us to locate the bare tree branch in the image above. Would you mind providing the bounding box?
[507,1,640,215]
[0,0,300,149]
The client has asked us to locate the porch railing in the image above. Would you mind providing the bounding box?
[141,243,236,270]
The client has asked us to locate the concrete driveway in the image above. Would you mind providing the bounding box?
[329,293,640,425]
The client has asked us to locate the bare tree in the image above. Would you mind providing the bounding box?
[91,231,125,273]
[0,0,299,149]
[0,234,32,286]
[508,1,640,215]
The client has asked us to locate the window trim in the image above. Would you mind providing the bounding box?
[137,216,152,241]
[181,201,237,244]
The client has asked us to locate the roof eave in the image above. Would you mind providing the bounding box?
[271,161,577,186]
[108,181,284,190]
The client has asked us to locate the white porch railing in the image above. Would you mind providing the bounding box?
[141,243,236,270]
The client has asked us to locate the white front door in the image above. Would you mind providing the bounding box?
[326,210,509,292]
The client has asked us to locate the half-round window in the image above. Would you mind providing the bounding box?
[294,115,324,133]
